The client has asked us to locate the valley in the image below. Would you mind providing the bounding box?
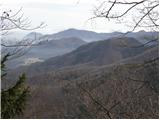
[2,29,159,119]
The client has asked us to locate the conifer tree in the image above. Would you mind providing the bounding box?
[1,54,29,119]
[1,8,44,118]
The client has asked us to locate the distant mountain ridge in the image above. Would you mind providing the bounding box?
[40,37,149,68]
[38,37,86,48]
[49,28,122,42]
[39,28,123,42]
[6,28,159,69]
[10,36,155,76]
[24,28,159,43]
[6,37,86,69]
[24,32,43,40]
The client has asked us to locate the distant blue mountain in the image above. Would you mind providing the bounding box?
[33,28,158,43]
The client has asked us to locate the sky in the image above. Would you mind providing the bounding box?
[0,0,147,34]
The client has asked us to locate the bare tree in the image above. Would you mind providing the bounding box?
[77,83,120,119]
[1,8,46,59]
[92,0,158,31]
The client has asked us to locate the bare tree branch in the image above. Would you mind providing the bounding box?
[1,7,46,60]
[93,0,159,31]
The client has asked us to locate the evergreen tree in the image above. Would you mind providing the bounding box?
[1,8,44,119]
[1,54,29,119]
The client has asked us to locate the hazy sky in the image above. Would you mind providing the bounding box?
[0,0,142,34]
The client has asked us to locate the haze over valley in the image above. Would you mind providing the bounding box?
[3,29,158,68]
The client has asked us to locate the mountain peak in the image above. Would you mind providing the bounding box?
[138,30,146,33]
[66,28,78,31]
